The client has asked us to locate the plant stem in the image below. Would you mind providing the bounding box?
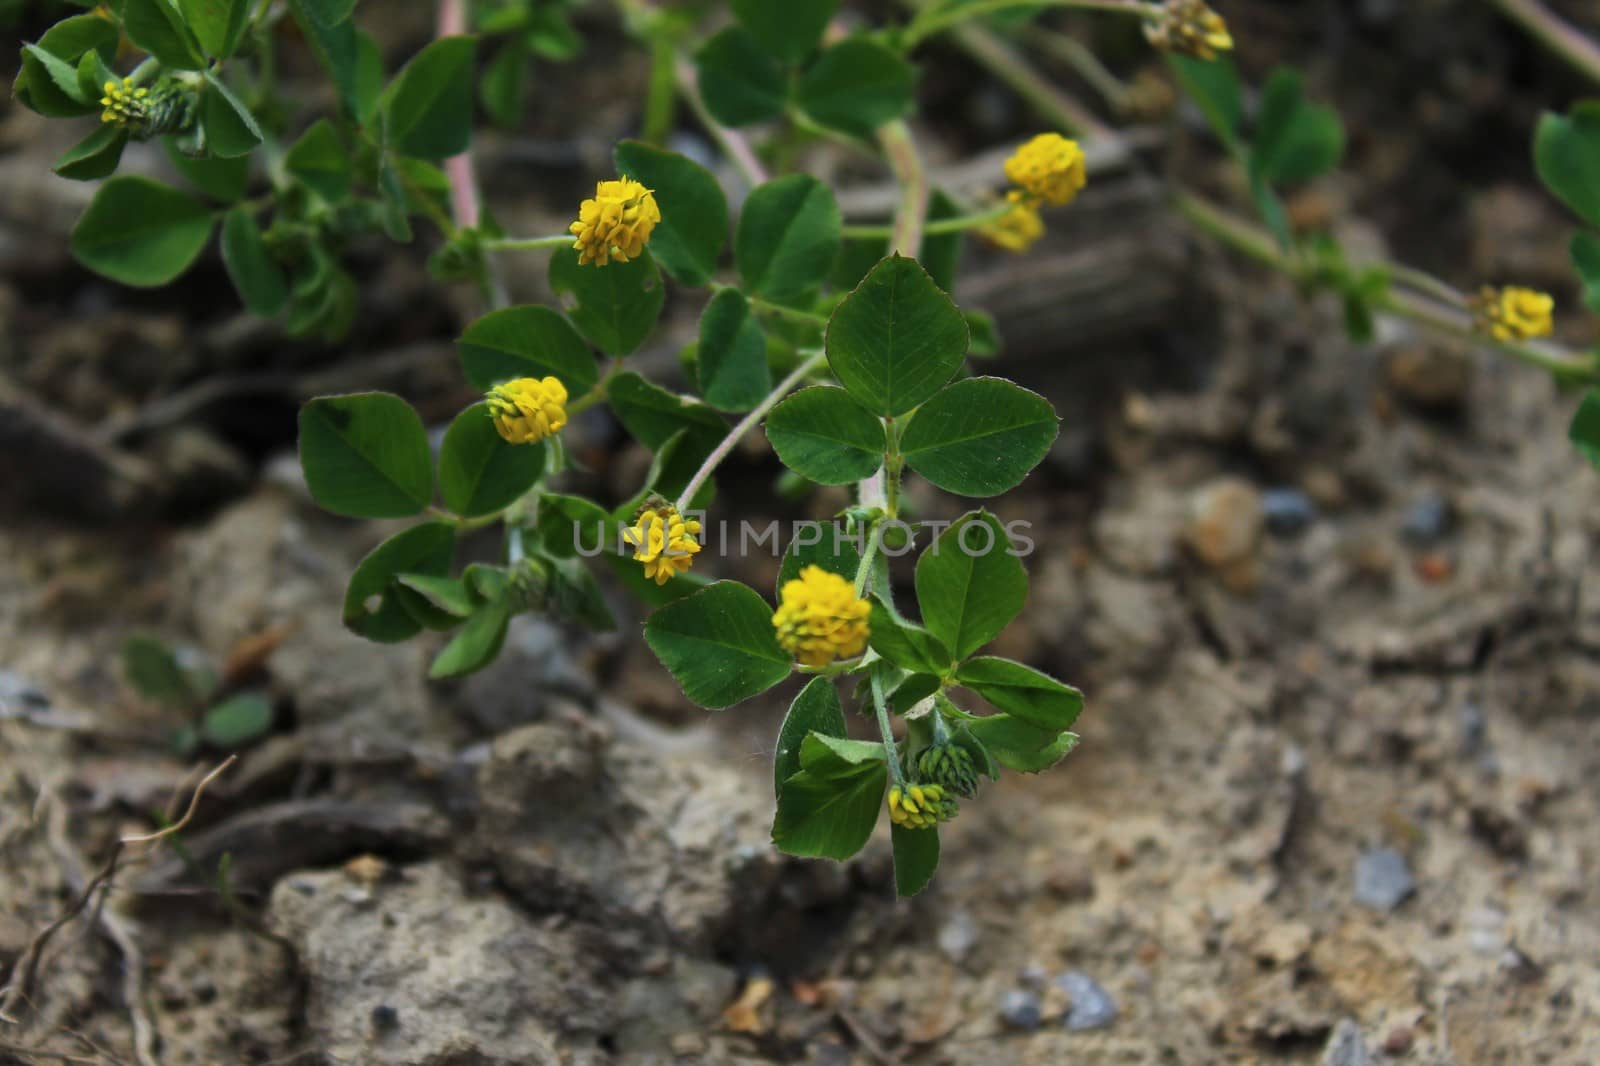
[901,2,1112,139]
[482,234,573,252]
[879,120,929,256]
[674,352,827,512]
[1173,188,1598,382]
[643,36,677,146]
[904,0,1160,48]
[854,521,883,595]
[1488,0,1600,87]
[870,668,906,784]
[841,202,1013,240]
[674,56,770,187]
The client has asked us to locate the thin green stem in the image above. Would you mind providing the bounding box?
[744,292,831,327]
[1487,0,1600,87]
[842,202,1013,240]
[675,56,769,187]
[904,0,1160,50]
[674,351,827,512]
[854,521,883,596]
[870,668,906,785]
[483,234,572,252]
[1173,188,1599,382]
[428,506,505,532]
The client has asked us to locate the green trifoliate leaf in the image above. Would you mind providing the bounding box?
[181,0,252,58]
[900,376,1058,497]
[1250,67,1344,185]
[826,255,967,417]
[1570,231,1600,314]
[955,656,1083,732]
[297,392,435,519]
[643,581,793,709]
[342,522,457,642]
[913,511,1027,662]
[775,522,865,598]
[548,247,665,357]
[697,289,771,412]
[695,25,787,127]
[457,305,600,394]
[772,732,887,860]
[287,0,361,116]
[396,574,479,619]
[891,821,940,898]
[966,714,1079,773]
[201,693,274,747]
[868,597,950,675]
[537,493,614,559]
[796,38,917,139]
[765,387,886,485]
[1169,54,1242,150]
[731,0,838,65]
[438,402,547,519]
[775,676,848,798]
[1570,390,1600,470]
[286,119,351,201]
[71,177,215,287]
[607,372,727,451]
[1536,103,1600,229]
[429,596,513,679]
[221,209,288,316]
[18,45,94,116]
[736,175,842,302]
[123,0,206,69]
[53,125,129,182]
[384,36,476,160]
[615,140,729,287]
[165,139,249,202]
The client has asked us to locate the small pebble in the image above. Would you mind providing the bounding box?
[937,909,979,962]
[1320,1019,1371,1066]
[1457,703,1487,756]
[1185,478,1264,568]
[1401,495,1452,545]
[1353,848,1416,912]
[998,989,1043,1030]
[1055,971,1117,1031]
[1262,488,1317,538]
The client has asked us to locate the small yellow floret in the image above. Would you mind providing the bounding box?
[622,504,703,585]
[486,376,568,444]
[100,77,152,128]
[1144,0,1234,61]
[1003,133,1087,208]
[771,565,871,668]
[569,178,661,267]
[1475,286,1554,342]
[979,191,1046,253]
[887,783,958,830]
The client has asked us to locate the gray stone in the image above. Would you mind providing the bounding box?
[1055,971,1118,1031]
[937,909,979,962]
[1320,1019,1372,1066]
[1262,488,1317,538]
[1401,495,1452,545]
[999,989,1043,1030]
[1353,848,1416,912]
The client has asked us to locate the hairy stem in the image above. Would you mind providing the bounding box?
[482,234,573,252]
[674,352,826,512]
[878,120,930,256]
[843,202,1013,241]
[871,668,906,784]
[1488,0,1600,87]
[904,0,1161,48]
[675,57,770,187]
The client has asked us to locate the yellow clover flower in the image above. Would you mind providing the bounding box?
[978,191,1046,253]
[1143,0,1234,62]
[100,78,152,128]
[1004,133,1087,209]
[622,504,703,585]
[887,783,958,830]
[569,178,661,267]
[771,565,871,668]
[1474,286,1554,342]
[486,376,568,444]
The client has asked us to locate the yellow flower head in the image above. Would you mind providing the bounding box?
[1003,133,1087,208]
[771,565,871,668]
[486,376,568,444]
[887,783,958,830]
[978,190,1046,253]
[100,77,152,128]
[1474,286,1554,342]
[622,504,703,585]
[1143,0,1234,61]
[569,178,661,267]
